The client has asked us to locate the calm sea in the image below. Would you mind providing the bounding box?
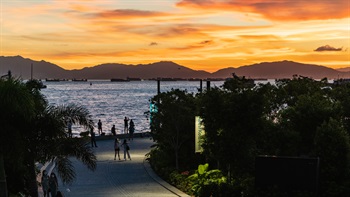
[41,80,224,136]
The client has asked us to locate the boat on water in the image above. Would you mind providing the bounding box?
[72,78,88,82]
[127,77,142,81]
[149,77,179,81]
[45,78,68,82]
[110,78,130,82]
[45,78,60,82]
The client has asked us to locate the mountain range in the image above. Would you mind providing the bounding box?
[0,55,349,80]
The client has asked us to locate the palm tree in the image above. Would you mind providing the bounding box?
[1,79,97,196]
[24,80,96,196]
[0,78,35,197]
[25,104,96,196]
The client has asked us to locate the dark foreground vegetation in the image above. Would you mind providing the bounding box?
[0,78,96,197]
[148,75,350,197]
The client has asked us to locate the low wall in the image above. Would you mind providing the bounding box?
[95,132,152,141]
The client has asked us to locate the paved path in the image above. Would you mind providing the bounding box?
[57,137,189,197]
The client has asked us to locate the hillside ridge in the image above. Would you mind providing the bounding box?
[0,56,349,79]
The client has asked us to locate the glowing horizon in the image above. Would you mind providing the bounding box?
[1,0,349,72]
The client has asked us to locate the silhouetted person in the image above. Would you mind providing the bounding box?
[97,119,102,135]
[121,139,131,160]
[129,119,135,141]
[49,172,58,197]
[124,117,129,134]
[111,124,116,136]
[41,170,49,197]
[90,128,97,147]
[56,191,63,197]
[67,120,72,138]
[114,138,121,160]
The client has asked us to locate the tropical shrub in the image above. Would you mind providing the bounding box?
[188,163,230,197]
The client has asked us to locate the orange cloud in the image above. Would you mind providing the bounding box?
[89,9,168,19]
[177,0,350,21]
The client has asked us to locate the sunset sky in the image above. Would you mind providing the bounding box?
[1,0,349,72]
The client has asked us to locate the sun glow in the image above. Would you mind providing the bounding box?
[1,0,349,72]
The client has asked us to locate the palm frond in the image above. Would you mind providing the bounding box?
[55,156,76,184]
[60,138,97,171]
[53,104,94,130]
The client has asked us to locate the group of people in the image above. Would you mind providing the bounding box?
[68,117,135,138]
[123,117,135,134]
[114,138,131,161]
[41,170,63,197]
[111,117,135,139]
[96,117,135,136]
[89,117,136,148]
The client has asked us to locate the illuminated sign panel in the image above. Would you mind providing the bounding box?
[195,116,205,153]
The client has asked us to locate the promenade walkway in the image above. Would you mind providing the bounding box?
[56,137,189,197]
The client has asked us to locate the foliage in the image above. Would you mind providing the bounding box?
[149,89,197,170]
[0,78,96,196]
[198,75,270,176]
[168,171,192,193]
[0,78,36,197]
[148,75,350,196]
[187,163,230,197]
[313,118,350,196]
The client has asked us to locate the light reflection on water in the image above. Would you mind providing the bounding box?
[41,80,224,136]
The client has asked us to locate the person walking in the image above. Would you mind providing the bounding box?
[124,117,129,134]
[121,139,131,161]
[97,119,102,135]
[111,124,116,136]
[90,128,97,147]
[129,119,135,141]
[49,172,58,197]
[114,138,121,160]
[41,170,49,197]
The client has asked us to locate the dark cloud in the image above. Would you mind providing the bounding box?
[149,42,158,46]
[199,40,213,45]
[314,45,343,52]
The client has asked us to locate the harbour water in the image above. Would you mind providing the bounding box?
[41,80,224,136]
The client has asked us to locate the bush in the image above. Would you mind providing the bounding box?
[188,163,231,197]
[169,171,192,193]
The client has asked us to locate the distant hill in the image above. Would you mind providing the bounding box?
[336,67,350,72]
[0,56,68,79]
[70,61,212,79]
[212,60,349,79]
[1,56,349,80]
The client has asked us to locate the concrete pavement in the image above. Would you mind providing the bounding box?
[56,137,190,197]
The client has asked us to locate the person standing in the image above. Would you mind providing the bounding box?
[67,120,72,138]
[124,117,129,134]
[111,124,116,136]
[97,119,102,135]
[121,139,131,161]
[49,172,58,197]
[129,119,135,141]
[114,138,121,160]
[90,128,97,147]
[41,170,49,197]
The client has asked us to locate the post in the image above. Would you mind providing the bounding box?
[199,79,203,93]
[206,80,210,91]
[31,63,33,80]
[157,79,160,95]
